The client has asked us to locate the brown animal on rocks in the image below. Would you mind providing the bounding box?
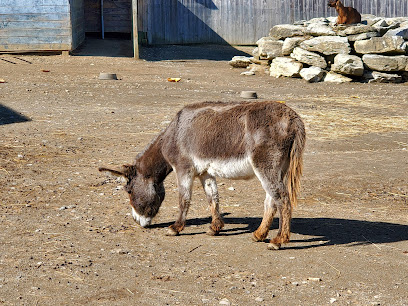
[99,101,306,250]
[328,0,361,25]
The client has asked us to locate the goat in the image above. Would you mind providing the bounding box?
[328,0,361,25]
[99,101,306,250]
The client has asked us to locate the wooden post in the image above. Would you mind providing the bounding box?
[132,0,139,59]
[101,0,105,39]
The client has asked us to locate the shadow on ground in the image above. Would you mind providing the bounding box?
[72,37,251,61]
[151,215,408,250]
[139,44,252,61]
[0,104,31,125]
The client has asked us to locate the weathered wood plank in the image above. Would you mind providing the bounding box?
[0,43,71,52]
[0,20,71,29]
[0,27,71,36]
[142,0,408,45]
[0,6,70,14]
[0,0,66,5]
[0,13,69,22]
[132,0,139,58]
[70,0,85,49]
[0,0,76,52]
[0,34,71,45]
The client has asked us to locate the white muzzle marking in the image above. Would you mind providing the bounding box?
[131,207,151,227]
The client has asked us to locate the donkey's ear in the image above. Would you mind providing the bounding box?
[98,167,126,177]
[122,164,137,177]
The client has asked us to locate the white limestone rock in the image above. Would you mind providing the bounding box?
[384,26,408,40]
[347,32,379,42]
[373,21,403,36]
[306,23,337,36]
[305,17,331,25]
[229,56,252,68]
[364,71,403,83]
[300,36,350,55]
[372,18,389,28]
[337,24,376,36]
[362,54,408,72]
[363,14,381,26]
[270,57,303,78]
[323,71,353,83]
[300,67,325,82]
[385,17,408,26]
[354,36,407,54]
[290,47,327,69]
[247,63,270,75]
[269,24,305,40]
[256,37,284,60]
[331,54,364,76]
[282,37,307,56]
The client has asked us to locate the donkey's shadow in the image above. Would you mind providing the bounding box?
[151,214,408,250]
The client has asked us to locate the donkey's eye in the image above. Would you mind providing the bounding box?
[124,186,131,194]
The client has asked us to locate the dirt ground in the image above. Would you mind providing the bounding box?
[1,38,408,305]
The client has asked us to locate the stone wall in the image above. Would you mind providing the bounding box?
[230,15,408,83]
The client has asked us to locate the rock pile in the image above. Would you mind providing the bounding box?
[230,15,408,83]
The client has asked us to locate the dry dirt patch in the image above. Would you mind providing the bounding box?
[1,44,408,305]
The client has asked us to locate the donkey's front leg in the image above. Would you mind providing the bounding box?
[199,173,224,235]
[167,170,194,236]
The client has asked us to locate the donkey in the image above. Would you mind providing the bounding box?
[328,0,361,25]
[99,101,306,250]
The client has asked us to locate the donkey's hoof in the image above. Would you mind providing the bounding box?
[252,232,266,242]
[267,242,281,250]
[252,235,261,242]
[206,227,219,236]
[166,228,179,236]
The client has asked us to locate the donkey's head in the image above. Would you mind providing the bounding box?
[328,0,339,7]
[99,165,165,227]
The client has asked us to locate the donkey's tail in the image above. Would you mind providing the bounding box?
[287,116,306,208]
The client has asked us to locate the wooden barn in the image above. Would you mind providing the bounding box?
[138,0,408,45]
[0,0,85,53]
[0,0,134,53]
[1,0,407,53]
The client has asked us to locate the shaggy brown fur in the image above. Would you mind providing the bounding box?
[99,101,306,250]
[328,0,361,25]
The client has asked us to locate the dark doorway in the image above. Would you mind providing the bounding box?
[84,0,132,38]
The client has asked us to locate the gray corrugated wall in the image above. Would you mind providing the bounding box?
[138,0,408,45]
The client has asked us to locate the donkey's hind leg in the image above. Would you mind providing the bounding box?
[268,195,292,250]
[252,155,292,249]
[199,173,224,235]
[252,193,277,242]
